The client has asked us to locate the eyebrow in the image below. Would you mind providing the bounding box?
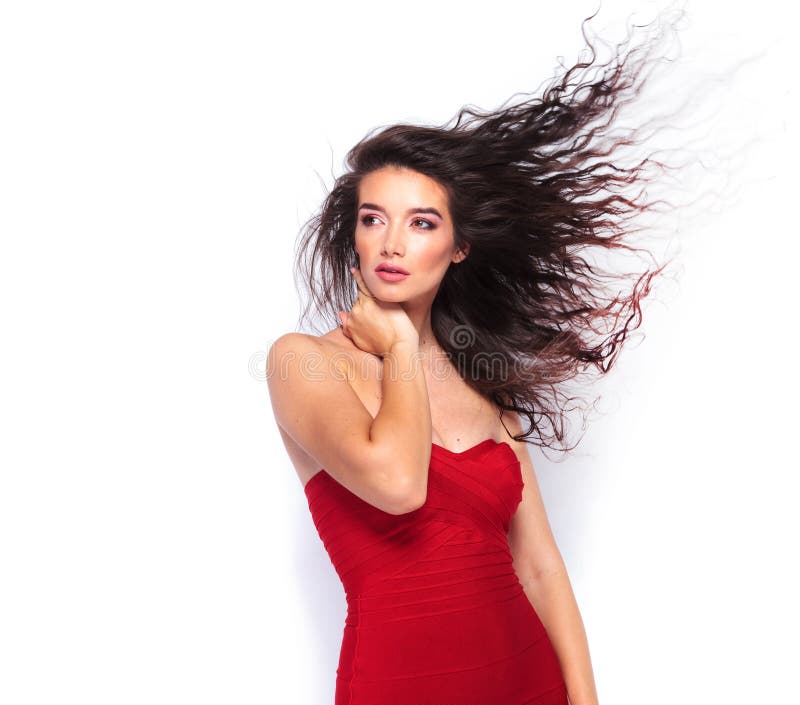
[358,202,444,220]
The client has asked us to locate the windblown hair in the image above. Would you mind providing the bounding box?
[294,7,697,456]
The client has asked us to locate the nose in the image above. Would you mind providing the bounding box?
[380,221,406,257]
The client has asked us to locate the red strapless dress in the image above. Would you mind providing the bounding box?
[303,438,569,705]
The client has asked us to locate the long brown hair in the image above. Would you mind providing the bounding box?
[294,7,709,455]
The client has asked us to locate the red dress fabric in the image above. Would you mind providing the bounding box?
[303,438,569,705]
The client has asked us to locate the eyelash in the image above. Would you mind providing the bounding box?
[360,215,436,230]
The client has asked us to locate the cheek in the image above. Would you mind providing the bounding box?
[414,241,453,271]
[353,232,374,258]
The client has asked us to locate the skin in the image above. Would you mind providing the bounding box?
[268,165,599,705]
[349,164,469,358]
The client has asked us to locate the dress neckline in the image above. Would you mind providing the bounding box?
[430,437,507,457]
[305,438,517,493]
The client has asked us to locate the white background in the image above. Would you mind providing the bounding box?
[1,1,797,703]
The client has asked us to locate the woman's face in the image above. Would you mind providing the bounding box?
[354,166,468,302]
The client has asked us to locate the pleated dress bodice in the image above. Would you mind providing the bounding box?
[303,438,568,705]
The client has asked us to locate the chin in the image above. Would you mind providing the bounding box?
[366,274,408,296]
[372,289,408,303]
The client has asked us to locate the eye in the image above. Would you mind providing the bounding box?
[413,218,435,230]
[360,215,436,229]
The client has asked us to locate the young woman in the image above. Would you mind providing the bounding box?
[268,9,690,704]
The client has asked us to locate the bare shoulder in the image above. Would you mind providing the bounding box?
[267,328,349,374]
[270,326,385,395]
[502,408,566,582]
[268,328,334,353]
[498,409,542,490]
[266,328,411,513]
[267,330,346,417]
[269,326,356,355]
[498,408,530,459]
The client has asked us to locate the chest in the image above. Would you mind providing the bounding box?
[347,351,502,450]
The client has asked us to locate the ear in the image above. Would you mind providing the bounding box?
[453,242,470,264]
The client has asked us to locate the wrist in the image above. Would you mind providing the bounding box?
[388,338,418,354]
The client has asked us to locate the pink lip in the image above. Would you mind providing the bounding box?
[375,263,410,275]
[375,269,409,282]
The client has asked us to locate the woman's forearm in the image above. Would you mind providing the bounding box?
[368,340,432,510]
[521,567,599,705]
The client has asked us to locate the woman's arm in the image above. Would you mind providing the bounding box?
[519,562,599,705]
[267,333,429,515]
[503,413,599,705]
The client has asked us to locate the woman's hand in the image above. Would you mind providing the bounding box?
[339,266,419,356]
